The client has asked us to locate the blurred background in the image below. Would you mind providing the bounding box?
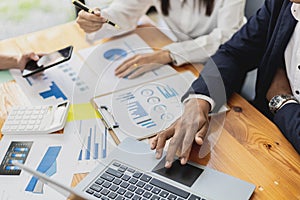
[0,0,114,40]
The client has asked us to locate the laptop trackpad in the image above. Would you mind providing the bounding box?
[152,157,203,187]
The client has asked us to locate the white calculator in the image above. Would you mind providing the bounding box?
[1,101,70,135]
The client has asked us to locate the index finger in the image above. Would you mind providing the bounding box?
[165,127,185,168]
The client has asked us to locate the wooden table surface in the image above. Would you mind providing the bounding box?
[0,21,299,200]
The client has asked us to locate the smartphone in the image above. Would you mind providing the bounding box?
[22,45,73,77]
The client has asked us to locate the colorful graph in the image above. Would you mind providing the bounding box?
[39,81,67,100]
[128,101,148,120]
[157,85,178,99]
[116,92,157,129]
[25,146,61,194]
[0,141,33,176]
[103,48,127,61]
[78,120,103,161]
[22,60,89,103]
[114,84,180,130]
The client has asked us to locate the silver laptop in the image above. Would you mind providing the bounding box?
[74,137,255,200]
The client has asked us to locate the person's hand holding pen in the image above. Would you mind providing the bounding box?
[76,8,107,33]
[74,0,119,33]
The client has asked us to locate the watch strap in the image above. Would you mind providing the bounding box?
[269,94,299,114]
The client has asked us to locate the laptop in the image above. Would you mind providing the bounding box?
[15,138,255,200]
[74,137,255,200]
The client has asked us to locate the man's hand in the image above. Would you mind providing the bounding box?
[0,53,39,70]
[150,98,211,168]
[17,52,40,70]
[115,50,172,79]
[266,67,292,101]
[76,8,107,33]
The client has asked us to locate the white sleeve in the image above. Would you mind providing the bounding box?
[163,0,246,66]
[88,0,153,41]
[183,94,216,112]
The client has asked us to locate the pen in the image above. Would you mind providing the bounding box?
[72,0,120,29]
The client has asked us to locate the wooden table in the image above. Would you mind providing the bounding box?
[0,21,299,200]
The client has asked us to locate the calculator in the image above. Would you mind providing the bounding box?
[1,101,70,135]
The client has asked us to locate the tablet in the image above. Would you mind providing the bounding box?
[22,45,73,77]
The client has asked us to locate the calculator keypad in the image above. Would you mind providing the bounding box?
[2,105,52,133]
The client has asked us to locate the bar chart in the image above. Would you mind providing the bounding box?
[0,141,33,175]
[77,120,103,161]
[25,146,61,194]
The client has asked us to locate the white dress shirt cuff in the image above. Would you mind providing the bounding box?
[279,99,299,111]
[183,94,215,112]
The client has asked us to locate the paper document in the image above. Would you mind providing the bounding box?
[68,119,115,173]
[92,71,197,140]
[0,124,80,200]
[10,53,96,105]
[78,33,178,96]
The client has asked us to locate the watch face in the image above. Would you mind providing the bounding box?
[271,96,281,107]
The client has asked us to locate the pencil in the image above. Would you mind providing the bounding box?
[72,0,120,29]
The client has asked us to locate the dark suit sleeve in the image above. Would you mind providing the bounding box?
[273,103,300,154]
[182,0,274,111]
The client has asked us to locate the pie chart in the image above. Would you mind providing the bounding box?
[103,48,127,61]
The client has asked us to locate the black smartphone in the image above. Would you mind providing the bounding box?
[22,45,73,77]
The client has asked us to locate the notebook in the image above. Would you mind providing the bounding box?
[74,137,255,200]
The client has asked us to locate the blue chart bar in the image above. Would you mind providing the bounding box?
[128,101,148,120]
[136,118,156,129]
[128,101,157,128]
[94,125,99,159]
[86,128,92,160]
[78,150,83,161]
[26,146,61,193]
[116,92,135,102]
[157,85,178,99]
[14,147,29,152]
[39,81,67,100]
[78,122,100,161]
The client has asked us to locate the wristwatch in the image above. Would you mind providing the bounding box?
[268,94,299,114]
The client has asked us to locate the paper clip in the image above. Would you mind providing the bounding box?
[99,106,119,129]
[97,106,120,145]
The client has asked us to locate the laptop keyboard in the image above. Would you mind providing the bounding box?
[84,161,206,200]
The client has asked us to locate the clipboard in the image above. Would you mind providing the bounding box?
[90,71,197,142]
[90,100,121,145]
